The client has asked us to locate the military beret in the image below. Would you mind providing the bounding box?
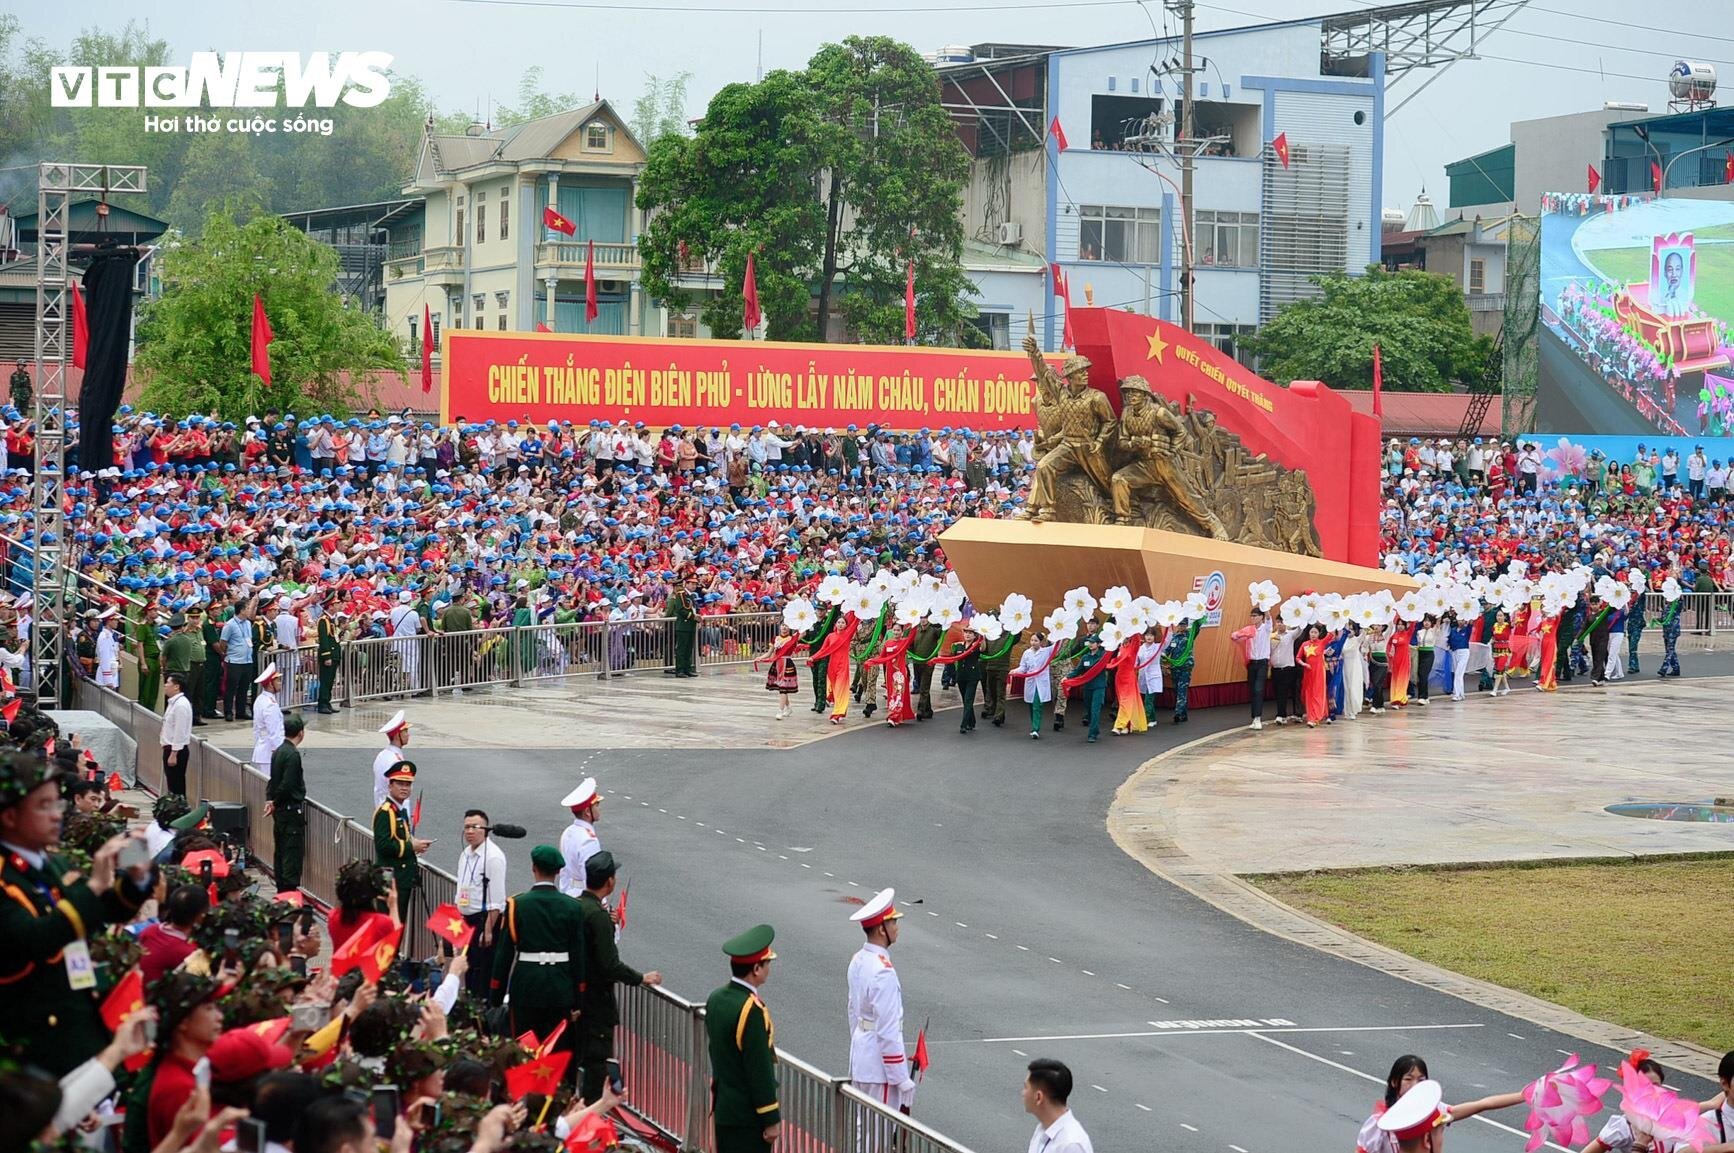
[530,844,563,873]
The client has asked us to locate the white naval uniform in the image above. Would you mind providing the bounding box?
[846,942,913,1109]
[251,689,284,770]
[95,625,122,687]
[558,816,600,897]
[373,743,405,808]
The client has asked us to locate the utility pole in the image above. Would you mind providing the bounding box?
[1178,0,1196,334]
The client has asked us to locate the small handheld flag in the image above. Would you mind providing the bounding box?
[427,902,475,951]
[410,792,423,832]
[504,1050,573,1101]
[913,1019,931,1080]
[612,879,630,934]
[106,770,125,792]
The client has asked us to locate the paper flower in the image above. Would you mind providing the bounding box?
[1396,593,1424,622]
[1063,586,1099,619]
[894,601,924,627]
[929,601,963,628]
[999,593,1034,633]
[1605,581,1632,610]
[847,585,885,619]
[1626,568,1649,592]
[1521,1055,1612,1153]
[1248,579,1281,612]
[1661,576,1683,603]
[1119,600,1152,633]
[1102,585,1133,617]
[1182,591,1209,620]
[867,568,898,598]
[817,573,850,605]
[1279,596,1311,629]
[1152,600,1185,628]
[1617,1060,1715,1151]
[1043,608,1080,642]
[1099,620,1127,651]
[782,598,818,631]
[974,613,1005,642]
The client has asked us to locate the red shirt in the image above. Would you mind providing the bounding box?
[148,1051,205,1147]
[138,922,199,986]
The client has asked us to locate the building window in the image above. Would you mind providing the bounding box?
[476,203,486,245]
[498,314,508,331]
[455,204,464,244]
[429,313,442,345]
[969,312,1012,350]
[1469,257,1486,294]
[495,291,510,310]
[500,187,510,240]
[585,123,609,150]
[1078,204,1161,264]
[668,310,699,339]
[1196,322,1257,366]
[409,315,418,351]
[1196,210,1260,268]
[472,294,485,322]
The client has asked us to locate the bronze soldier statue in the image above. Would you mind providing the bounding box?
[1020,338,1116,519]
[1110,376,1229,537]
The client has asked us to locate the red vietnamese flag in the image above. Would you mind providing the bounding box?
[1272,132,1291,169]
[535,322,552,333]
[904,260,916,343]
[410,791,422,832]
[611,881,629,934]
[1048,115,1068,152]
[421,304,433,393]
[101,968,144,1031]
[503,1050,572,1101]
[427,902,476,951]
[248,1017,293,1046]
[106,770,125,792]
[516,1027,542,1052]
[1725,152,1734,184]
[330,914,397,978]
[1651,160,1664,191]
[913,1026,930,1074]
[250,293,274,386]
[1371,342,1384,418]
[543,205,576,236]
[536,1017,567,1059]
[584,240,599,324]
[71,281,89,370]
[1587,163,1602,194]
[742,252,762,334]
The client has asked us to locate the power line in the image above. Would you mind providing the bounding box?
[1523,5,1734,46]
[1495,25,1734,71]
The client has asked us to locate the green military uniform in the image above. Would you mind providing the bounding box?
[373,761,421,922]
[981,634,1012,726]
[802,619,830,713]
[130,607,161,710]
[199,614,224,718]
[316,616,341,712]
[490,845,587,1082]
[705,925,781,1153]
[576,859,644,1102]
[911,622,941,720]
[265,735,306,893]
[671,588,699,677]
[0,754,151,1077]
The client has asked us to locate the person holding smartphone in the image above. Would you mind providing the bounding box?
[139,971,227,1150]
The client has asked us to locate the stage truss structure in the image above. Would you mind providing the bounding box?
[1321,0,1532,117]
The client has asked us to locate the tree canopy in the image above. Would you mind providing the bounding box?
[1242,267,1495,393]
[134,212,405,419]
[630,72,692,146]
[636,36,980,345]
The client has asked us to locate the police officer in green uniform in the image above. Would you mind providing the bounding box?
[316,610,341,714]
[264,712,307,894]
[911,621,942,720]
[490,844,587,1082]
[130,603,162,710]
[199,606,225,720]
[373,760,430,921]
[0,748,155,1077]
[670,580,700,678]
[575,851,662,1102]
[802,618,830,713]
[705,924,781,1153]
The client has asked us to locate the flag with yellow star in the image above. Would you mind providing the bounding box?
[427,902,476,950]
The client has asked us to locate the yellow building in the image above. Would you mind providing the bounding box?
[384,102,653,349]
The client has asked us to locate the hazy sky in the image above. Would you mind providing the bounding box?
[12,0,1723,213]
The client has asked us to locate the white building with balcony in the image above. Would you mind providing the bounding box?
[383,103,650,350]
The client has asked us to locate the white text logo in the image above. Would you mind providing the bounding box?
[50,52,393,109]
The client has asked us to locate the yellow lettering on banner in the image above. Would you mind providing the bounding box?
[877,373,928,415]
[651,364,693,408]
[487,359,542,406]
[1174,345,1273,413]
[933,372,981,415]
[696,363,731,409]
[604,362,647,407]
[746,367,794,409]
[983,373,1032,416]
[835,370,873,410]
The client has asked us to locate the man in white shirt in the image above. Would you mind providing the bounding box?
[558,776,602,896]
[159,671,195,796]
[1023,1059,1093,1153]
[1245,607,1272,730]
[389,592,423,694]
[456,808,509,999]
[273,596,300,702]
[373,710,410,807]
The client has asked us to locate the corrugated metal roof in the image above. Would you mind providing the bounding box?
[1335,388,1502,438]
[498,102,602,161]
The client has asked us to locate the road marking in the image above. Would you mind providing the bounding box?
[736,838,746,843]
[824,872,834,878]
[968,1023,1485,1044]
[716,830,726,835]
[778,855,788,860]
[1152,997,1169,1004]
[956,922,969,928]
[621,794,631,800]
[1245,1033,1572,1152]
[695,822,705,827]
[1016,945,1030,952]
[1508,1032,1524,1040]
[1230,1145,1248,1152]
[984,933,998,940]
[1011,1049,1027,1057]
[1116,983,1131,990]
[800,863,812,869]
[1134,1104,1151,1113]
[1091,1084,1108,1093]
[757,846,768,852]
[641,802,650,807]
[1180,1123,1198,1132]
[1081,970,1095,976]
[676,815,687,820]
[926,909,937,915]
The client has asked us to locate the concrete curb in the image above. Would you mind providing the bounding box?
[1106,724,1723,1080]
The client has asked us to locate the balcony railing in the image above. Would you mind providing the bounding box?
[424,244,465,272]
[1466,291,1506,312]
[384,254,424,278]
[537,240,641,270]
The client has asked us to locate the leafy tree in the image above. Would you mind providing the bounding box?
[135,212,405,419]
[637,36,977,344]
[630,72,691,146]
[1241,267,1494,393]
[495,66,583,127]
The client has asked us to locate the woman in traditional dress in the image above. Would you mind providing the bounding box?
[1341,621,1367,718]
[1296,622,1331,728]
[1386,620,1413,709]
[866,626,918,726]
[753,625,801,719]
[1489,608,1514,696]
[1110,638,1147,736]
[1536,606,1562,692]
[1136,629,1163,727]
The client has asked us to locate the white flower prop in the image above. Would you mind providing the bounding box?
[1182,591,1209,620]
[1626,567,1649,592]
[1350,597,1382,628]
[930,601,964,628]
[998,593,1034,634]
[1605,581,1633,610]
[1099,620,1128,651]
[1507,559,1529,580]
[1063,586,1099,619]
[867,569,897,598]
[1396,592,1425,622]
[894,601,924,627]
[1043,608,1081,642]
[847,585,886,620]
[1248,579,1281,612]
[1593,575,1620,603]
[1130,595,1159,620]
[1279,596,1311,629]
[1661,576,1683,603]
[1152,600,1185,629]
[782,598,818,632]
[816,573,850,605]
[944,570,963,590]
[1119,599,1153,633]
[974,613,1005,643]
[1101,585,1133,617]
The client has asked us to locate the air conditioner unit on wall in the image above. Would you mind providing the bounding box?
[996,221,1024,246]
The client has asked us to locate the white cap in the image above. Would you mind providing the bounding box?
[849,887,903,928]
[562,777,598,808]
[98,605,119,620]
[279,595,292,607]
[1377,1080,1446,1142]
[379,709,408,735]
[253,661,279,684]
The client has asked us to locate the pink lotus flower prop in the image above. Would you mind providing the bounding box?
[1521,1055,1611,1152]
[1618,1060,1715,1152]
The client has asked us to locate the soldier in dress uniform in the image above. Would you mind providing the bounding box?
[575,850,662,1103]
[315,609,342,714]
[705,924,781,1153]
[558,776,602,897]
[489,844,586,1082]
[846,888,916,1112]
[910,620,941,721]
[373,760,429,921]
[0,747,155,1076]
[263,712,307,895]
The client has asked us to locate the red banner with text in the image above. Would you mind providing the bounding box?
[441,331,1048,431]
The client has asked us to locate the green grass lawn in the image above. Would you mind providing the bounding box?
[1252,857,1734,1052]
[1582,244,1734,332]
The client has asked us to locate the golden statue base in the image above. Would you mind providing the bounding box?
[939,518,1419,691]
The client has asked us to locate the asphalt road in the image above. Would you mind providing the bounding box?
[260,670,1727,1153]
